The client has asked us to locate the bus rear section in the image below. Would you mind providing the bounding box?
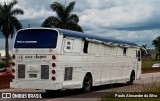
[10,28,63,90]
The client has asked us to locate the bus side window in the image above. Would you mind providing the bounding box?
[83,41,89,53]
[64,39,73,53]
[136,50,141,61]
[136,50,138,58]
[123,48,127,56]
[138,50,141,61]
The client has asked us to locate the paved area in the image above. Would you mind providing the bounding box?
[135,72,160,84]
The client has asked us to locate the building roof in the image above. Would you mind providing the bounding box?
[57,28,138,46]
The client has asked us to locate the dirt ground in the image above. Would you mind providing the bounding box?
[0,67,160,89]
[142,67,160,74]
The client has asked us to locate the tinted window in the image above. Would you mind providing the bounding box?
[138,51,141,61]
[123,48,127,55]
[14,29,58,48]
[83,41,89,53]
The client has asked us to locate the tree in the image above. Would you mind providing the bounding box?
[41,1,83,32]
[140,44,147,61]
[152,36,160,60]
[0,0,24,66]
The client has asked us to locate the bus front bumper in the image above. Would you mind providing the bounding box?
[10,81,62,90]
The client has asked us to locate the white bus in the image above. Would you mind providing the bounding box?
[10,28,141,92]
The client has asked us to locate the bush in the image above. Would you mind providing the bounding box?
[0,62,6,68]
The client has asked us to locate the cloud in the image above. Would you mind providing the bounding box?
[1,0,160,49]
[0,39,14,50]
[0,32,4,39]
[79,0,160,31]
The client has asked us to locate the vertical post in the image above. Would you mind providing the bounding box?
[28,24,30,28]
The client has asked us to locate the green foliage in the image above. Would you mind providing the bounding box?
[42,1,83,32]
[0,62,6,68]
[142,59,160,68]
[152,36,160,59]
[152,36,160,48]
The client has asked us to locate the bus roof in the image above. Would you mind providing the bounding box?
[56,28,138,47]
[17,28,138,47]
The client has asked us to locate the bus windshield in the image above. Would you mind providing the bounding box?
[14,29,58,48]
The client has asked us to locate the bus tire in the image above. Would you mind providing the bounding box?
[127,71,135,85]
[82,74,92,93]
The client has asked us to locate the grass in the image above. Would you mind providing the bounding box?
[142,59,160,68]
[101,81,160,101]
[101,98,160,101]
[101,88,160,101]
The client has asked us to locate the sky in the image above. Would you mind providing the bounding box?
[0,0,160,50]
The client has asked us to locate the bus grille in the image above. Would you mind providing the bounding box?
[18,64,25,78]
[41,65,49,79]
[64,67,73,81]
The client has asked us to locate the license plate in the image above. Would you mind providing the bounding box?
[29,74,37,78]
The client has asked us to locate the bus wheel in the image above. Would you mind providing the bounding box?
[82,75,92,93]
[127,71,135,85]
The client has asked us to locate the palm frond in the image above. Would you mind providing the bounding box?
[66,23,83,32]
[50,2,64,21]
[67,14,79,23]
[0,3,4,11]
[6,21,14,39]
[11,8,24,15]
[10,16,22,30]
[43,1,83,32]
[8,0,17,10]
[0,13,2,27]
[65,1,76,15]
[41,16,60,27]
[0,22,1,29]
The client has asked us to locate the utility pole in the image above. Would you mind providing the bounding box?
[28,24,31,28]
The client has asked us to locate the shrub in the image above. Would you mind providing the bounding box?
[0,62,6,68]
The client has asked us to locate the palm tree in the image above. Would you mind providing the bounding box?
[0,0,24,66]
[41,1,83,32]
[140,44,147,61]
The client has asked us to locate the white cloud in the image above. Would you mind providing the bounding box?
[1,0,160,49]
[79,0,158,29]
[17,6,54,20]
